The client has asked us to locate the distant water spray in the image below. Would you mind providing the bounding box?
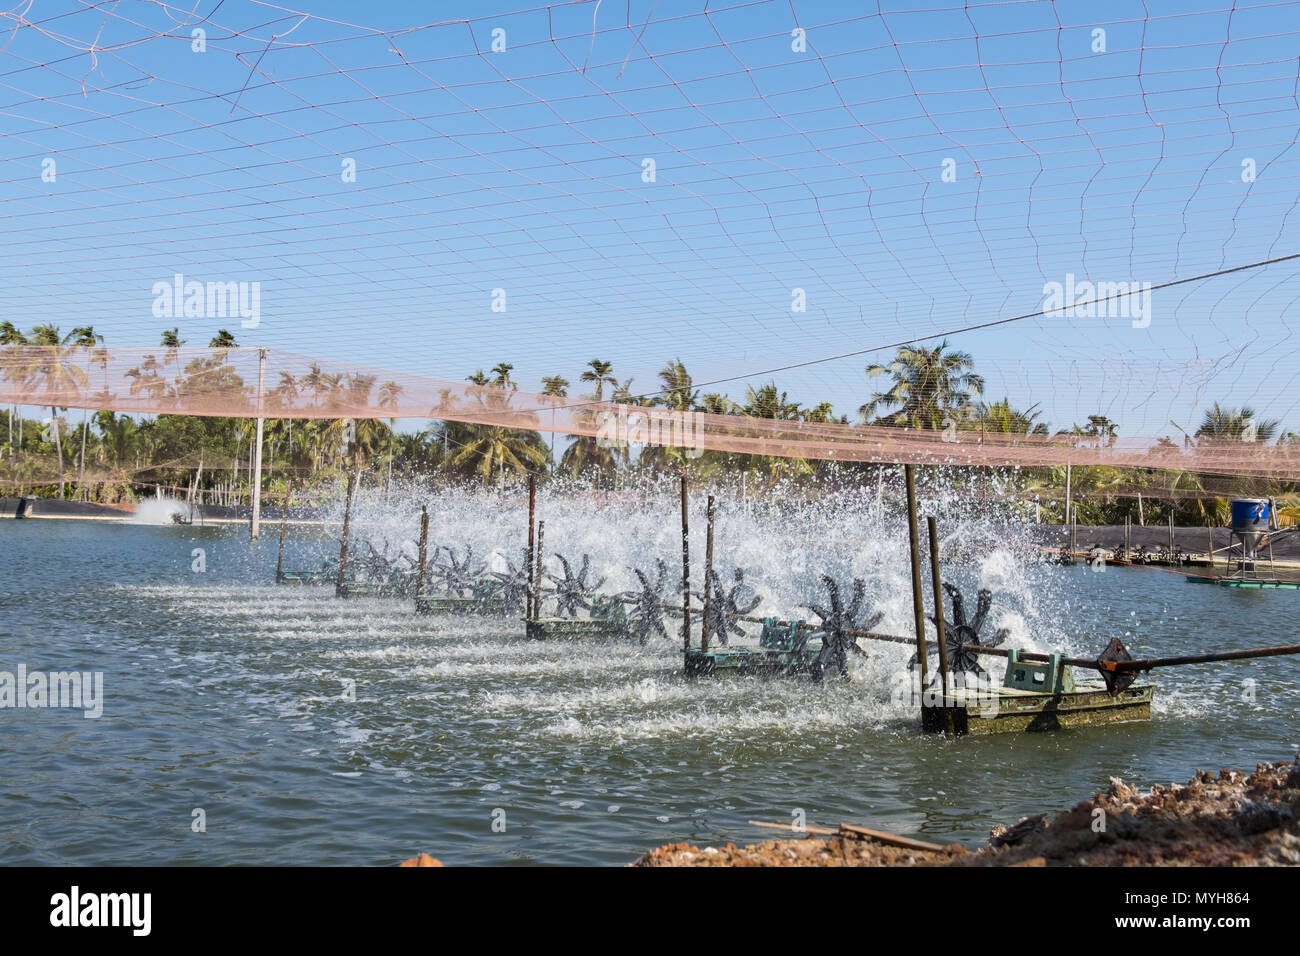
[130,495,189,525]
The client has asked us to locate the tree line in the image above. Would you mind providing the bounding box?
[1,325,1295,524]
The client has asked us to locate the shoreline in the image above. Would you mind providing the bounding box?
[0,495,334,527]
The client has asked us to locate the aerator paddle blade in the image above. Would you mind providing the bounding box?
[622,559,670,645]
[546,552,605,617]
[1097,637,1137,695]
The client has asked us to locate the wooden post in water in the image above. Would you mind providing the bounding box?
[680,471,691,653]
[1168,510,1175,556]
[527,474,536,618]
[533,520,545,620]
[275,489,289,583]
[903,465,929,689]
[926,516,951,710]
[416,504,429,604]
[335,469,357,598]
[1208,524,1214,568]
[702,495,715,655]
[926,515,955,737]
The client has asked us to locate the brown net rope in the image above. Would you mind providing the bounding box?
[3,345,1298,479]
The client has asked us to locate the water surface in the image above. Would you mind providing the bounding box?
[1,509,1296,866]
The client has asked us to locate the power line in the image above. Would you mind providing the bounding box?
[568,251,1300,411]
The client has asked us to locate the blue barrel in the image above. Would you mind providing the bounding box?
[1230,498,1270,533]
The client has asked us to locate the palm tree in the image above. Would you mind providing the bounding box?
[559,429,620,482]
[802,401,840,424]
[162,328,185,404]
[63,326,103,494]
[125,354,168,402]
[539,376,570,462]
[490,363,516,390]
[450,424,549,485]
[1056,415,1118,447]
[25,324,88,497]
[973,398,1049,436]
[301,364,327,407]
[610,377,639,404]
[580,359,617,402]
[1,322,28,461]
[273,371,299,409]
[699,393,738,415]
[1196,404,1279,443]
[744,382,801,420]
[541,376,569,398]
[741,382,812,477]
[861,340,983,429]
[655,359,697,411]
[378,380,403,493]
[443,371,549,484]
[561,361,621,479]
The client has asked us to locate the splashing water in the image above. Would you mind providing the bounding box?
[129,495,190,525]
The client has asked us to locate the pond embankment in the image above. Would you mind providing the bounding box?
[635,761,1300,866]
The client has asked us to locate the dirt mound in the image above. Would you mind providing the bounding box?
[635,761,1300,867]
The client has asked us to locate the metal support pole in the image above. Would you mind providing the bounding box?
[703,495,714,655]
[680,471,691,653]
[903,465,929,689]
[250,347,267,538]
[416,504,429,605]
[335,470,356,598]
[527,474,536,618]
[533,520,545,620]
[275,489,289,583]
[1064,462,1072,529]
[927,516,951,710]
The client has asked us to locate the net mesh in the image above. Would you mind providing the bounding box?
[2,345,1296,479]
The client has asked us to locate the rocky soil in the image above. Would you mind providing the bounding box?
[634,760,1300,866]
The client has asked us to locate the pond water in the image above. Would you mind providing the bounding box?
[2,491,1296,865]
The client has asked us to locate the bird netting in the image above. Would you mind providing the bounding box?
[2,344,1297,478]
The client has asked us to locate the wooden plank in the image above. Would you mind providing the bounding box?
[836,824,948,852]
[748,819,835,836]
[747,819,947,852]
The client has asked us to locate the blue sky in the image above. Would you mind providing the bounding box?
[3,0,1300,437]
